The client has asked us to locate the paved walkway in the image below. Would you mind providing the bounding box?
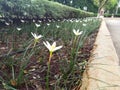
[105,18,120,62]
[80,19,120,90]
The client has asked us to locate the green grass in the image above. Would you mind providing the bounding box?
[2,17,101,49]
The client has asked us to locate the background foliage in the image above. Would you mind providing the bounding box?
[0,0,94,19]
[92,0,117,13]
[52,0,98,13]
[50,0,118,14]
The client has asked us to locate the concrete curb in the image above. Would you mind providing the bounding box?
[80,19,120,90]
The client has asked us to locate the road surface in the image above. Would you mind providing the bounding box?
[105,18,120,61]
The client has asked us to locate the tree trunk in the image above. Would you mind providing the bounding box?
[97,0,108,17]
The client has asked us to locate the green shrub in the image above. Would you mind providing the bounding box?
[0,0,94,19]
[104,14,120,17]
[114,14,120,17]
[104,14,112,17]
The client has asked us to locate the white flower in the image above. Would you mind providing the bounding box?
[70,0,73,4]
[75,20,79,22]
[21,20,25,23]
[43,41,62,53]
[5,22,10,26]
[17,27,22,31]
[35,23,40,27]
[83,23,86,27]
[56,25,60,28]
[73,29,83,36]
[48,20,51,22]
[26,4,30,7]
[24,12,27,16]
[33,19,35,22]
[84,19,88,22]
[31,32,43,42]
[47,23,50,26]
[38,20,41,23]
[70,20,73,22]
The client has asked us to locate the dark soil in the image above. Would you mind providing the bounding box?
[0,30,98,90]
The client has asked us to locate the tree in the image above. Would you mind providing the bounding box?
[53,0,98,13]
[116,0,120,14]
[92,0,117,15]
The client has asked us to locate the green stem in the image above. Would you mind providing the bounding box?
[12,65,15,80]
[46,52,52,90]
[49,52,52,63]
[62,36,78,80]
[73,36,78,49]
[72,35,79,60]
[18,42,33,84]
[33,41,37,48]
[62,36,79,79]
[35,27,38,33]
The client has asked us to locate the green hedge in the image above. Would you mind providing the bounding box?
[104,14,112,17]
[0,0,95,19]
[104,14,120,17]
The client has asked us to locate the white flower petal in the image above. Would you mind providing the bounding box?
[80,31,83,35]
[31,32,42,40]
[43,41,50,51]
[46,41,51,48]
[73,29,83,36]
[43,41,62,52]
[73,29,76,34]
[54,46,63,51]
[31,32,35,37]
[43,42,47,47]
[37,35,43,39]
[52,42,56,47]
[77,29,79,33]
